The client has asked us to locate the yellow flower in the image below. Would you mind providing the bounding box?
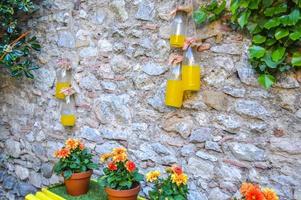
[112,153,128,163]
[262,188,279,200]
[112,147,127,155]
[146,171,160,182]
[171,173,188,186]
[100,153,113,163]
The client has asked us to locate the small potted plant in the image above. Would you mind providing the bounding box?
[234,182,279,200]
[146,165,189,200]
[53,138,98,196]
[98,147,144,200]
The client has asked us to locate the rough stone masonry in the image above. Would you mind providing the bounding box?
[0,0,301,200]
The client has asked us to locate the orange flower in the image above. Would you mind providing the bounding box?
[108,162,117,171]
[100,153,113,163]
[125,161,136,172]
[171,165,183,175]
[112,153,128,163]
[171,173,188,186]
[54,148,70,159]
[112,147,127,155]
[262,188,279,200]
[79,142,85,150]
[240,182,256,196]
[245,186,265,200]
[65,138,79,150]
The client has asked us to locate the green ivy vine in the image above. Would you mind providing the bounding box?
[193,0,301,89]
[0,0,41,79]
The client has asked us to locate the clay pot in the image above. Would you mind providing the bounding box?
[64,170,92,196]
[105,183,140,200]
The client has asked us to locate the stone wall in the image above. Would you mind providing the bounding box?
[0,0,301,199]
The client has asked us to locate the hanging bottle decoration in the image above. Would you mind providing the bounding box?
[165,54,184,108]
[170,11,187,48]
[60,87,76,127]
[55,59,72,99]
[182,45,200,91]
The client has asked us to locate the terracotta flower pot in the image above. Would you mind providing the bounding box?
[105,183,140,200]
[64,170,92,196]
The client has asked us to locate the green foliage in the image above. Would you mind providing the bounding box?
[148,176,188,200]
[98,162,143,190]
[0,0,41,78]
[193,0,226,25]
[53,147,98,180]
[230,0,301,89]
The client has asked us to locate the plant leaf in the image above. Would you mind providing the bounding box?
[264,18,280,29]
[292,52,301,67]
[275,29,289,40]
[252,35,266,44]
[271,47,286,62]
[258,74,275,89]
[289,30,301,40]
[230,0,239,14]
[238,10,251,28]
[193,9,207,25]
[249,45,266,58]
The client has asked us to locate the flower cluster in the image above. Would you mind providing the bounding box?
[98,147,143,190]
[53,138,98,179]
[54,138,84,159]
[100,147,136,172]
[146,165,189,199]
[239,182,279,200]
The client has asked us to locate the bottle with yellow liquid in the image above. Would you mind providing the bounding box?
[170,11,187,48]
[182,47,200,91]
[60,96,76,127]
[55,69,71,99]
[165,64,184,108]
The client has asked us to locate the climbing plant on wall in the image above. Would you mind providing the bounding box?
[0,0,41,79]
[193,0,301,89]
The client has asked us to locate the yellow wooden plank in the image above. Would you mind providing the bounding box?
[41,188,66,200]
[25,194,41,200]
[36,192,53,200]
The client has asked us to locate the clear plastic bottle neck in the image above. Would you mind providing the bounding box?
[183,47,196,66]
[169,64,181,80]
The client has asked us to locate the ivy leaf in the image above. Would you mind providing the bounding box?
[262,0,273,8]
[193,9,207,25]
[213,0,226,16]
[292,52,301,67]
[275,29,289,40]
[252,35,266,44]
[238,10,251,28]
[264,3,287,16]
[265,38,276,46]
[261,53,279,68]
[271,47,286,62]
[230,0,239,14]
[289,30,301,40]
[264,18,280,29]
[249,45,266,58]
[249,0,260,9]
[207,0,218,11]
[258,74,275,89]
[280,9,300,26]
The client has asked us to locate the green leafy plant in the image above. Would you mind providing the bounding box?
[53,138,98,179]
[146,165,189,200]
[193,0,301,89]
[98,147,143,190]
[0,0,41,78]
[193,0,226,25]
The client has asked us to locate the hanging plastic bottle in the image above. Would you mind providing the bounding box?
[170,11,187,48]
[55,59,72,99]
[165,64,183,108]
[60,87,76,127]
[182,47,200,91]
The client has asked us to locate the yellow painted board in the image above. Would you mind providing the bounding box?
[41,188,66,200]
[36,191,53,200]
[25,194,41,200]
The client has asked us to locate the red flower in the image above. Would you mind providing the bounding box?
[108,162,117,171]
[245,186,265,200]
[171,165,183,175]
[125,161,136,172]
